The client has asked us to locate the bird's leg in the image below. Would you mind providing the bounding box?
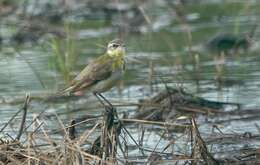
[97,93,113,109]
[93,92,106,107]
[93,92,114,110]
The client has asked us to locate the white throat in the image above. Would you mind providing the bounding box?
[107,49,114,57]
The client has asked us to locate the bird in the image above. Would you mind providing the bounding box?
[206,24,257,55]
[206,33,252,55]
[58,38,126,97]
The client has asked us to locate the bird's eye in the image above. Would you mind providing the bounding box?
[112,44,119,48]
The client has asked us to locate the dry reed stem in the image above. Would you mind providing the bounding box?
[0,95,30,133]
[121,118,190,127]
[78,122,101,145]
[190,117,218,165]
[54,113,71,142]
[16,94,30,141]
[51,118,98,135]
[31,118,57,149]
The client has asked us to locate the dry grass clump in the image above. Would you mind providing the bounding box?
[135,87,240,121]
[0,95,117,164]
[1,93,260,164]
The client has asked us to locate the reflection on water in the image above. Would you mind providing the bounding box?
[0,1,259,119]
[0,0,260,162]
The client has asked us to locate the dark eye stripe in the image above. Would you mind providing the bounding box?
[113,44,119,48]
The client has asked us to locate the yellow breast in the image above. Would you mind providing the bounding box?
[112,57,124,71]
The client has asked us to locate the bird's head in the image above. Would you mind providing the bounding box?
[107,39,126,58]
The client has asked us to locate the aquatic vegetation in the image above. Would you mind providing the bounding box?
[49,25,78,84]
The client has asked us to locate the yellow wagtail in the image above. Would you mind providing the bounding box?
[60,39,126,97]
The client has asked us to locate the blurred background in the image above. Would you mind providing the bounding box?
[0,0,259,114]
[1,0,260,162]
[0,1,260,115]
[0,0,259,105]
